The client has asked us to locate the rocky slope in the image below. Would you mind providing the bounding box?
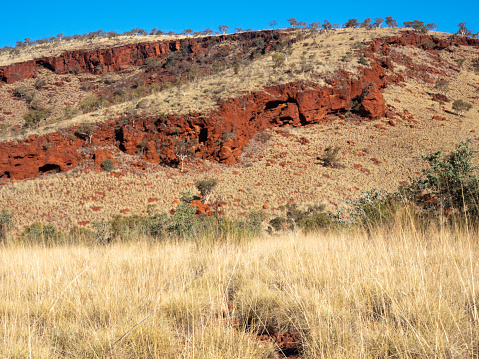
[3,31,476,180]
[1,29,478,229]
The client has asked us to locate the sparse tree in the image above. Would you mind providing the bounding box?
[76,124,96,144]
[360,18,372,29]
[287,18,298,28]
[24,38,33,46]
[344,19,359,29]
[457,23,472,36]
[219,25,229,34]
[322,20,332,31]
[374,17,384,28]
[426,23,437,31]
[195,178,218,204]
[385,16,398,28]
[235,28,243,33]
[452,99,472,116]
[321,146,342,168]
[183,29,193,36]
[297,21,307,30]
[269,20,277,30]
[309,22,321,32]
[174,136,197,172]
[203,28,213,35]
[150,27,158,35]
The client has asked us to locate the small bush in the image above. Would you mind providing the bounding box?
[195,178,218,204]
[63,106,79,119]
[23,109,48,128]
[267,203,331,234]
[434,79,449,96]
[321,146,341,168]
[34,78,46,89]
[420,140,479,218]
[21,222,64,245]
[79,95,108,113]
[13,86,28,98]
[359,56,368,65]
[452,99,472,116]
[0,209,14,243]
[102,159,114,172]
[253,37,265,48]
[423,39,435,50]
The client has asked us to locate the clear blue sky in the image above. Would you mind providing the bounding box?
[1,0,478,47]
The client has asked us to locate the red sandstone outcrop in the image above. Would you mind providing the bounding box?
[1,31,477,180]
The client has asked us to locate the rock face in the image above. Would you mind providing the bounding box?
[359,83,386,118]
[0,30,283,85]
[2,31,477,180]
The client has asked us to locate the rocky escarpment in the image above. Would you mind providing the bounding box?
[1,31,478,180]
[0,30,284,85]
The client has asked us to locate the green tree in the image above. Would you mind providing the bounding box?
[385,16,398,28]
[219,25,229,34]
[287,18,298,28]
[344,19,359,29]
[421,140,479,217]
[457,23,472,36]
[195,178,218,204]
[174,136,197,172]
[374,17,384,28]
[360,18,372,29]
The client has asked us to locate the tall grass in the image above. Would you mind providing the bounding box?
[1,222,479,358]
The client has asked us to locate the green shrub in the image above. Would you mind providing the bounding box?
[195,178,218,203]
[23,109,48,128]
[452,99,472,116]
[78,95,108,113]
[21,222,64,245]
[0,209,13,243]
[271,53,285,70]
[420,140,479,218]
[63,106,79,119]
[267,203,331,234]
[13,86,28,98]
[346,189,402,228]
[34,78,46,89]
[102,159,114,172]
[321,146,341,168]
[91,220,111,244]
[168,191,199,239]
[253,37,265,48]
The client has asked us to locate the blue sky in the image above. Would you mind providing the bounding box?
[1,0,478,47]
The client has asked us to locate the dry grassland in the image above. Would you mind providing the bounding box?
[1,225,479,358]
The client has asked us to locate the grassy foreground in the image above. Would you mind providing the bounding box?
[1,224,479,358]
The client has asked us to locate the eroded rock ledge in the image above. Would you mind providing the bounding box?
[1,31,478,180]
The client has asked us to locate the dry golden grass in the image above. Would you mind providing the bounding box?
[2,223,479,358]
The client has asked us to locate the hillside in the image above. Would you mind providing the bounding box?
[0,27,478,231]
